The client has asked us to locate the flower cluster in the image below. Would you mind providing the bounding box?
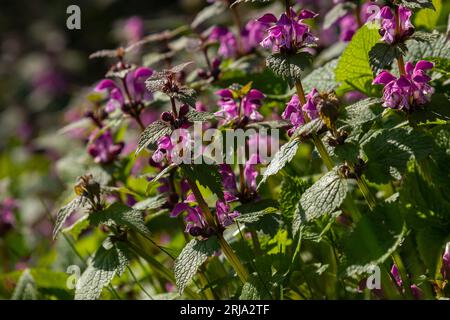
[377,5,414,44]
[207,20,265,59]
[87,129,124,164]
[258,7,318,53]
[373,60,434,111]
[391,265,423,299]
[171,194,240,237]
[95,67,153,113]
[214,87,265,123]
[282,88,320,134]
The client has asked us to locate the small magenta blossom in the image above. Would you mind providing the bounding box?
[87,129,124,164]
[282,88,320,134]
[0,198,16,236]
[373,60,434,111]
[95,67,153,113]
[391,265,423,299]
[377,6,414,44]
[123,16,144,44]
[207,20,265,58]
[441,243,450,281]
[258,7,318,53]
[244,153,261,191]
[171,195,239,237]
[219,164,239,196]
[214,88,265,122]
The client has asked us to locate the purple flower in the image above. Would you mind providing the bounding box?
[0,198,16,236]
[391,264,423,299]
[95,67,153,113]
[241,20,266,53]
[373,60,434,111]
[207,21,265,58]
[214,88,265,122]
[282,88,320,134]
[87,129,124,164]
[152,135,173,163]
[377,6,414,44]
[215,200,240,227]
[258,7,318,53]
[124,16,144,43]
[219,164,238,195]
[441,243,450,281]
[244,153,261,192]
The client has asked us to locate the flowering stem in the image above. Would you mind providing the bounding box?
[230,4,244,55]
[295,80,334,170]
[217,233,249,283]
[135,115,145,131]
[127,238,199,299]
[355,175,376,209]
[186,177,248,283]
[355,3,363,28]
[170,97,178,117]
[394,7,406,76]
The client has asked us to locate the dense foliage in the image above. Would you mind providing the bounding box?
[1,0,450,300]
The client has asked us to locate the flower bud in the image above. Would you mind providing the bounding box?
[179,104,190,117]
[161,111,174,123]
[189,226,203,237]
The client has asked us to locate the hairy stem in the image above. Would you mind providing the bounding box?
[217,233,249,283]
[230,4,244,55]
[355,175,376,209]
[394,7,406,76]
[186,177,248,283]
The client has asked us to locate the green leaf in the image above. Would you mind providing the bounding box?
[400,162,450,228]
[399,0,435,10]
[62,215,90,240]
[362,128,434,184]
[181,164,224,200]
[132,194,168,211]
[230,0,271,7]
[174,237,219,293]
[174,87,197,107]
[136,120,172,155]
[369,43,398,74]
[343,202,406,277]
[236,207,279,223]
[191,1,227,28]
[266,52,312,81]
[323,2,356,29]
[280,176,311,222]
[301,59,339,93]
[341,97,383,126]
[300,167,348,221]
[90,203,151,238]
[335,24,381,96]
[408,93,450,125]
[292,118,325,139]
[75,240,130,300]
[410,31,439,43]
[258,138,300,187]
[416,227,448,275]
[426,57,450,77]
[53,196,87,240]
[11,269,38,300]
[239,273,272,299]
[405,34,450,62]
[185,109,216,122]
